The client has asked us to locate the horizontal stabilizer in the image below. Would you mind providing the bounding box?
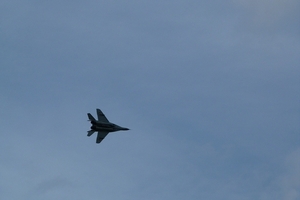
[87,130,95,137]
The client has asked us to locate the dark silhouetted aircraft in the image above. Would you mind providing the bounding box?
[87,108,129,143]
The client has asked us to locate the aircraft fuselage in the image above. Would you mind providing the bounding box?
[91,121,129,132]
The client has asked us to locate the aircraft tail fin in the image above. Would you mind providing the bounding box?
[87,130,95,137]
[87,113,97,122]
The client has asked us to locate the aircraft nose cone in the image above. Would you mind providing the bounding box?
[122,127,130,131]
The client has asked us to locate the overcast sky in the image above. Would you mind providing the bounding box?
[1,0,299,199]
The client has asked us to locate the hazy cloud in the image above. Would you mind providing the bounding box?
[1,0,299,199]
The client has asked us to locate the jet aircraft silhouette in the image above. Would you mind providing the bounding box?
[87,108,129,143]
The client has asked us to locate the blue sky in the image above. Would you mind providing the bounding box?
[1,0,299,199]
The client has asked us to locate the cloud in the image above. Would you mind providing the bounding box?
[0,1,299,199]
[280,148,300,200]
[34,177,74,195]
[259,148,300,200]
[231,0,300,34]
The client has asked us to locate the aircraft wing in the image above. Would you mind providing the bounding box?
[96,131,109,143]
[96,109,109,123]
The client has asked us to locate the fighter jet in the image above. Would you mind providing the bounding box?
[87,108,129,143]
